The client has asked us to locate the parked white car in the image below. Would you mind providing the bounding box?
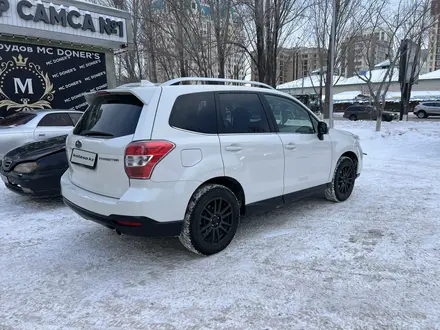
[413,102,440,118]
[0,110,83,160]
[61,78,363,255]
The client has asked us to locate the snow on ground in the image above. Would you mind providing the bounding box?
[1,121,440,329]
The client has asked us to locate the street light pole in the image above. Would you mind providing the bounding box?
[328,0,337,128]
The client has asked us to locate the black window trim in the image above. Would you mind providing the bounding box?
[168,91,218,135]
[214,91,278,135]
[37,112,74,127]
[260,93,318,134]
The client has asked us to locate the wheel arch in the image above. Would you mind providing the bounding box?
[340,151,359,172]
[196,176,246,215]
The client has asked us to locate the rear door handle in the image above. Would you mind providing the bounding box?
[285,143,297,150]
[38,134,46,137]
[225,145,242,152]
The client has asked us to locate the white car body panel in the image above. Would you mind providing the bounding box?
[66,135,134,199]
[328,129,363,176]
[61,172,200,222]
[279,133,333,194]
[219,133,284,204]
[34,126,73,141]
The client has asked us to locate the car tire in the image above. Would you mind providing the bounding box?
[417,111,426,119]
[349,114,357,121]
[325,156,356,202]
[179,184,240,255]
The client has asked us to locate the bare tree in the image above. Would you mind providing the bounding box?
[350,0,432,131]
[308,0,368,115]
[82,0,248,83]
[233,0,310,87]
[399,0,433,120]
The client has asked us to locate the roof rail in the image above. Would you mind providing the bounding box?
[161,77,275,90]
[116,80,158,88]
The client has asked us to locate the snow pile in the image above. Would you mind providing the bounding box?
[1,121,440,328]
[336,120,440,142]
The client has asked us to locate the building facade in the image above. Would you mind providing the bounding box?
[251,47,325,85]
[341,30,391,77]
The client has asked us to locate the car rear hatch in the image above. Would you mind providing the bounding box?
[66,90,156,199]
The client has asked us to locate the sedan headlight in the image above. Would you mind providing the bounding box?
[14,162,38,174]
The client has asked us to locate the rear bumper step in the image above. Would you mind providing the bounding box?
[64,198,183,237]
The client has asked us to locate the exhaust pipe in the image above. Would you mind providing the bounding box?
[116,230,122,236]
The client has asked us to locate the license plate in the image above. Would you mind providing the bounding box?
[70,149,97,169]
[1,174,7,183]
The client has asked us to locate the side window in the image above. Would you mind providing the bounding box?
[38,113,74,127]
[218,93,270,134]
[69,113,83,125]
[263,94,315,134]
[169,92,217,134]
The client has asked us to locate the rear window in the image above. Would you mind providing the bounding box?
[169,92,217,134]
[0,112,36,126]
[74,95,143,138]
[69,113,83,125]
[38,113,74,127]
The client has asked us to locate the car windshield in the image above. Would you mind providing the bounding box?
[0,113,37,127]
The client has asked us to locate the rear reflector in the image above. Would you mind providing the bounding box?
[125,140,175,179]
[116,221,142,227]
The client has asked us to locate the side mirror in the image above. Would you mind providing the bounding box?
[317,121,328,141]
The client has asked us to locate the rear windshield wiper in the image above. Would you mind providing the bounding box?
[81,130,114,137]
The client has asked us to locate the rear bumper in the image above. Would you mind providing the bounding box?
[60,171,200,236]
[64,198,183,237]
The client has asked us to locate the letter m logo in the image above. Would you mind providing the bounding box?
[14,78,34,94]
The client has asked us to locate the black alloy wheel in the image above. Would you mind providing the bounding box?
[335,160,355,201]
[199,198,234,245]
[179,184,240,255]
[349,114,357,121]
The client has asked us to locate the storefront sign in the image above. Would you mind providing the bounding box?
[16,0,124,37]
[0,40,108,117]
[0,0,130,49]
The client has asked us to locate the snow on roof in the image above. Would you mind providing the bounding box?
[386,90,440,102]
[278,68,440,90]
[276,75,345,90]
[338,69,400,86]
[330,90,440,104]
[332,91,371,104]
[418,70,440,80]
[375,59,391,68]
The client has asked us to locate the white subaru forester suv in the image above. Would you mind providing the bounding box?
[61,78,363,255]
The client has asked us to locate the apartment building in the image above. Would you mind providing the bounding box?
[341,30,392,77]
[251,47,326,85]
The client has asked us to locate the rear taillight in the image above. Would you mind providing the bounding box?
[124,141,175,179]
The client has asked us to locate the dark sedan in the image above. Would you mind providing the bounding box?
[343,105,399,122]
[0,135,68,197]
